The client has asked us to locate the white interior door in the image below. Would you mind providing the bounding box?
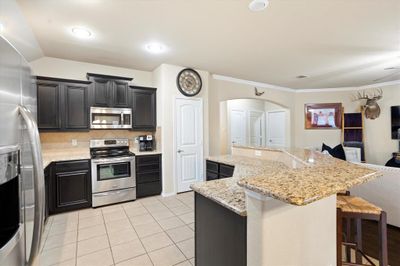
[266,110,286,147]
[175,98,203,193]
[230,109,246,148]
[249,111,264,147]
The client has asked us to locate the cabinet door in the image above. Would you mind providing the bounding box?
[137,181,162,198]
[44,166,50,222]
[113,80,129,107]
[37,83,61,129]
[53,170,91,213]
[131,87,157,131]
[91,77,111,106]
[64,84,89,130]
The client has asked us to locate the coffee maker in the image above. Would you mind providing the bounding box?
[138,135,154,151]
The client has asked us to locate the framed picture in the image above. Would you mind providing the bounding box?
[304,103,342,129]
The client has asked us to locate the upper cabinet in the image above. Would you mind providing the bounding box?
[37,74,157,132]
[64,84,89,130]
[37,76,91,131]
[37,82,61,130]
[87,73,132,108]
[130,86,157,131]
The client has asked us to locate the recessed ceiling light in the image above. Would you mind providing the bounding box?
[145,43,166,54]
[249,0,269,11]
[0,22,4,33]
[71,27,92,39]
[296,75,308,79]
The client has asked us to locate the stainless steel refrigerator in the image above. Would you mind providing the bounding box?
[0,36,45,265]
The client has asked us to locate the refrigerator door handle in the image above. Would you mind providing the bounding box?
[19,105,45,264]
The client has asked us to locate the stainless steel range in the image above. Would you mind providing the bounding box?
[90,139,136,207]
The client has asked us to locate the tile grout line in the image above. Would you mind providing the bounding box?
[75,212,80,266]
[102,206,118,266]
[143,197,189,265]
[42,193,194,266]
[40,216,53,253]
[122,201,155,266]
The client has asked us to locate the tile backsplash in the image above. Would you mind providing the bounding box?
[40,127,161,150]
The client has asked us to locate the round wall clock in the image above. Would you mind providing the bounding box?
[176,68,202,97]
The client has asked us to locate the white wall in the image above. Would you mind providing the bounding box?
[0,0,43,61]
[294,83,400,165]
[30,57,153,87]
[210,76,400,166]
[153,64,209,195]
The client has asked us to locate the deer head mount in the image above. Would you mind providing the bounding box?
[353,88,383,120]
[254,87,265,96]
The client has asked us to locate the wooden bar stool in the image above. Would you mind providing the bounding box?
[337,195,388,266]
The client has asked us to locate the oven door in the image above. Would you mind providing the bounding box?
[90,107,132,129]
[91,156,135,193]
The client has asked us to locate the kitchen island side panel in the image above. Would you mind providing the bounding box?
[195,192,246,266]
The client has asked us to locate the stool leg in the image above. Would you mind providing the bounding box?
[345,218,351,262]
[379,212,388,266]
[337,208,343,266]
[355,218,362,264]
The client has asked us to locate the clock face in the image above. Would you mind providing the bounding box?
[177,68,202,97]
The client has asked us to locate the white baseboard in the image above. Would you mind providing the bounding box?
[161,191,176,197]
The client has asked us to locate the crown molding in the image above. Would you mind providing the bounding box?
[212,74,295,92]
[296,79,400,93]
[212,74,400,94]
[295,87,359,93]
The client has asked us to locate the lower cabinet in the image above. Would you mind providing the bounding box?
[206,160,235,181]
[47,160,92,215]
[136,154,162,198]
[44,166,50,223]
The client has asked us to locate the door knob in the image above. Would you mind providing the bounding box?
[177,149,184,153]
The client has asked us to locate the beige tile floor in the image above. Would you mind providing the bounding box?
[39,192,195,266]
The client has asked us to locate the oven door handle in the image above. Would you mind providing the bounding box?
[91,156,135,164]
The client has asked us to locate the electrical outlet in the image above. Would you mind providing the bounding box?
[134,137,139,143]
[71,139,78,146]
[254,150,262,156]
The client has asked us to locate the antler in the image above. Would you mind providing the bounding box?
[372,88,383,100]
[353,88,383,101]
[353,90,369,101]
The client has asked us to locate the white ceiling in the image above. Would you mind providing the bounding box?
[17,0,400,89]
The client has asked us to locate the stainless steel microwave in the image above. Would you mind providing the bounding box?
[90,107,132,129]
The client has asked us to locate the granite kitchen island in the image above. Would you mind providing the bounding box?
[191,146,381,266]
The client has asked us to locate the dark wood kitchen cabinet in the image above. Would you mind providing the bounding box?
[87,73,132,108]
[130,86,157,131]
[113,80,130,107]
[37,76,91,131]
[64,84,89,130]
[44,165,50,223]
[206,160,235,181]
[136,154,162,198]
[48,160,92,215]
[37,82,61,130]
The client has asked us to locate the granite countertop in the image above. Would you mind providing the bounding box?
[191,155,288,216]
[191,146,381,216]
[41,147,162,168]
[130,149,162,156]
[42,147,90,168]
